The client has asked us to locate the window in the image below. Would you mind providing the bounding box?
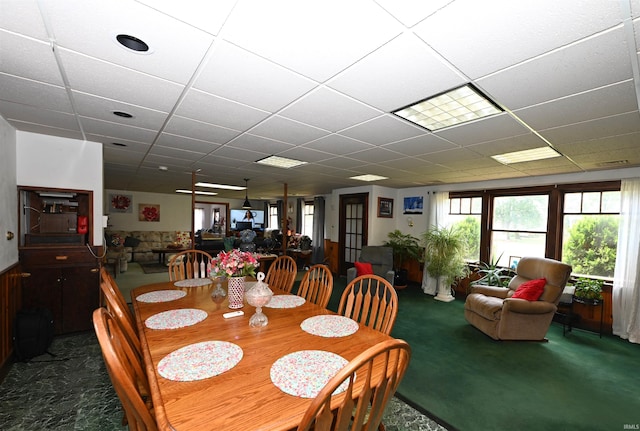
[449,181,621,280]
[491,194,548,268]
[449,196,482,261]
[269,204,278,229]
[301,202,314,239]
[194,208,205,231]
[562,191,620,277]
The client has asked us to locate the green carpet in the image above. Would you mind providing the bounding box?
[387,286,640,431]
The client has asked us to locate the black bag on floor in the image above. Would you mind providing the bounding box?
[13,308,55,362]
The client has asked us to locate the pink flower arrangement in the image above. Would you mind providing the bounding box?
[209,249,259,278]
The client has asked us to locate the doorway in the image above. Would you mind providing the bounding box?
[338,193,368,275]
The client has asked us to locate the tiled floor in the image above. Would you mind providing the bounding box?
[0,331,447,431]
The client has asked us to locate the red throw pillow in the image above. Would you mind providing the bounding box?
[512,278,547,301]
[354,261,374,276]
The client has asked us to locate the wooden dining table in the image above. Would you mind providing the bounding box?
[132,279,394,431]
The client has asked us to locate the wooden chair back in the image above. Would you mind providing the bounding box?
[168,249,213,281]
[297,264,333,308]
[100,267,141,359]
[338,275,398,335]
[296,338,411,431]
[93,308,157,431]
[265,255,298,293]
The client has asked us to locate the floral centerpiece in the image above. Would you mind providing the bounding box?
[209,249,259,279]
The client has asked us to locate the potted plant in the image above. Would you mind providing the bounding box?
[383,230,422,288]
[475,252,512,288]
[573,277,604,304]
[421,225,469,302]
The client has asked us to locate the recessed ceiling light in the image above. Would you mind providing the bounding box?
[256,155,308,169]
[158,166,168,171]
[350,174,389,182]
[112,111,133,118]
[393,84,503,131]
[111,142,127,147]
[195,182,246,190]
[491,146,561,164]
[116,34,149,52]
[175,189,218,196]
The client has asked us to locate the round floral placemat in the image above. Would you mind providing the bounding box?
[264,295,305,309]
[136,290,187,303]
[174,278,212,288]
[300,315,359,338]
[145,308,208,330]
[158,341,243,382]
[270,350,350,398]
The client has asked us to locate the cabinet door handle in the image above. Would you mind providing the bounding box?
[55,255,69,260]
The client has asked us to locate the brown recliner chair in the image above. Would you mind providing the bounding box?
[464,257,572,341]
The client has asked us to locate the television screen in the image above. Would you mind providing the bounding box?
[230,209,265,230]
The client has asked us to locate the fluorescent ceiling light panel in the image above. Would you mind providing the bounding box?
[175,189,218,196]
[256,155,308,169]
[393,84,503,131]
[491,146,561,164]
[350,174,388,182]
[195,182,245,190]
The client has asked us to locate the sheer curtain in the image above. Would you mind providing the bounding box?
[422,192,448,295]
[612,178,640,343]
[311,196,325,264]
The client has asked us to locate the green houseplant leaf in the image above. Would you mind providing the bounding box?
[421,225,469,286]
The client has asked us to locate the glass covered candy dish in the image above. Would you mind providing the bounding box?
[245,272,273,327]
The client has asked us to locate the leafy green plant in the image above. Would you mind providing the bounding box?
[421,225,469,286]
[476,252,511,287]
[383,230,422,271]
[573,277,604,301]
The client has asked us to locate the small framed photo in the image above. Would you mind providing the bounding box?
[378,197,393,218]
[509,256,521,270]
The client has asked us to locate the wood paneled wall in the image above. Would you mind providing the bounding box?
[1,264,22,374]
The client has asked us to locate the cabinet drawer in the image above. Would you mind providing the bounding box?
[20,248,98,267]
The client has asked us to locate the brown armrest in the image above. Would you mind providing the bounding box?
[503,298,557,314]
[470,285,510,298]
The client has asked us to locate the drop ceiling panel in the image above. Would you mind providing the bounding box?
[434,113,529,147]
[279,87,381,132]
[164,116,241,145]
[0,0,48,40]
[249,116,330,145]
[381,135,458,156]
[221,0,403,82]
[40,0,214,84]
[135,0,237,36]
[0,100,78,131]
[375,0,453,27]
[176,89,271,131]
[58,49,184,112]
[340,115,426,146]
[303,135,373,156]
[346,147,406,164]
[540,111,640,144]
[329,32,466,112]
[88,136,152,154]
[0,31,64,86]
[478,27,631,110]
[79,117,158,143]
[514,80,639,130]
[194,41,317,112]
[8,121,83,141]
[227,134,295,154]
[156,133,220,153]
[0,73,72,112]
[466,133,551,157]
[415,0,623,79]
[72,91,170,131]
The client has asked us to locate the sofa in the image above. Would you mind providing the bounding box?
[346,246,395,286]
[105,230,191,263]
[464,256,572,341]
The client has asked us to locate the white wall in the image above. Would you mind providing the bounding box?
[16,131,104,245]
[0,117,18,272]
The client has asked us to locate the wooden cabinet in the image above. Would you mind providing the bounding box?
[18,187,100,335]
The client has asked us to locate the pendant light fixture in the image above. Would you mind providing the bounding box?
[242,178,252,209]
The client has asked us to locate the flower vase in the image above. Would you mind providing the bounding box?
[228,276,245,309]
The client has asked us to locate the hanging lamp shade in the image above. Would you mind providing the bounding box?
[242,178,252,209]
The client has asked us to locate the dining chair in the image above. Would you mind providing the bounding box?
[265,255,298,293]
[296,338,411,431]
[168,249,213,281]
[338,274,398,335]
[100,268,141,360]
[93,308,157,431]
[297,264,333,308]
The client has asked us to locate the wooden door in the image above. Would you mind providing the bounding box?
[338,193,368,275]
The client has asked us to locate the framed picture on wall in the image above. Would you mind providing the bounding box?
[378,197,393,218]
[403,196,423,214]
[109,194,132,213]
[139,204,160,222]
